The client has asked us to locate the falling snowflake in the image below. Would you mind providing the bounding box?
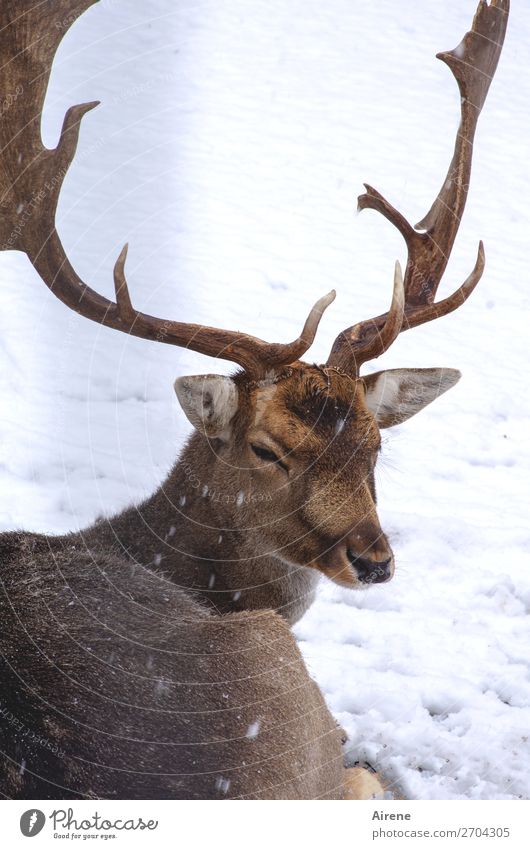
[246,720,261,739]
[215,776,231,794]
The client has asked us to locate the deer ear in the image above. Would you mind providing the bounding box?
[174,375,239,438]
[362,367,461,428]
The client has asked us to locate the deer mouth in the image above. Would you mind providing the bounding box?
[319,560,361,588]
[316,549,394,589]
[313,551,363,588]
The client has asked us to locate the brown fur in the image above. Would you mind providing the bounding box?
[0,533,348,799]
[0,0,508,801]
[84,366,394,621]
[0,365,395,799]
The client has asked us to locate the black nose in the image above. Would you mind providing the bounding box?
[347,551,392,584]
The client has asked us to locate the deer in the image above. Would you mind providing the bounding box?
[0,0,508,800]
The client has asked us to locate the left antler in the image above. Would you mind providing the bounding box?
[0,0,334,379]
[327,0,509,375]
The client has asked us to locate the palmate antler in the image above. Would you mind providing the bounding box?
[327,0,509,375]
[0,0,334,378]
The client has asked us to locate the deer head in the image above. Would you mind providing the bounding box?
[0,0,509,588]
[174,361,465,588]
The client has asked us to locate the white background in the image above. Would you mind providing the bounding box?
[2,799,529,847]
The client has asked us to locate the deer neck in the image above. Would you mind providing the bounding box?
[85,431,319,625]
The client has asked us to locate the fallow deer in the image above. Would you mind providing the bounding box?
[0,0,508,800]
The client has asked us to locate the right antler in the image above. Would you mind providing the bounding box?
[327,0,509,375]
[0,0,334,378]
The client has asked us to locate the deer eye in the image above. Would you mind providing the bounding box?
[250,444,289,473]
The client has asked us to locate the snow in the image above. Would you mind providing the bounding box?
[1,0,529,800]
[215,776,231,795]
[246,720,261,740]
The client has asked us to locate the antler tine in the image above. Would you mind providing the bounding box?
[111,242,335,373]
[327,0,509,375]
[289,289,336,351]
[0,0,333,380]
[113,244,136,323]
[334,262,405,374]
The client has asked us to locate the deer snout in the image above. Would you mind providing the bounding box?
[346,550,393,584]
[317,528,394,588]
[343,524,394,584]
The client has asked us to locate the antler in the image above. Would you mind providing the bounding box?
[0,0,334,378]
[327,0,509,375]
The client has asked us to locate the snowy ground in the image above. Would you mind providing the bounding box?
[1,0,529,800]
